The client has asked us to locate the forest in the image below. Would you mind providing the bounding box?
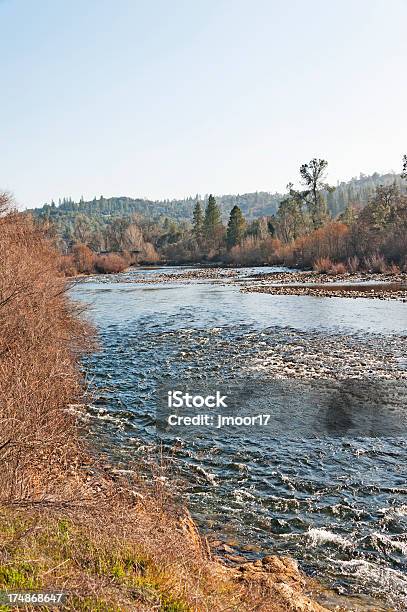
[30,159,407,275]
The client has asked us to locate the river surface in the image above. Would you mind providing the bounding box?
[72,266,407,610]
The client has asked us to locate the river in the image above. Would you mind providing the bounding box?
[72,266,407,610]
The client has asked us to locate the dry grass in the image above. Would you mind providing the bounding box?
[0,501,228,611]
[0,493,307,611]
[328,262,347,275]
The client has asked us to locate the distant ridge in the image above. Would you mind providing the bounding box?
[30,171,404,224]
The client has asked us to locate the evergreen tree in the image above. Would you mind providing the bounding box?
[193,201,204,239]
[227,205,246,248]
[402,154,407,180]
[299,158,333,229]
[340,203,357,226]
[204,194,221,240]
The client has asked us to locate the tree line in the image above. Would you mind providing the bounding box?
[30,157,407,275]
[154,155,407,272]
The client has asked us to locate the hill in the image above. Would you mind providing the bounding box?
[30,171,404,226]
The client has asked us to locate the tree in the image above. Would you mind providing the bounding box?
[246,217,271,240]
[275,185,309,242]
[204,195,221,241]
[105,217,130,251]
[227,205,246,248]
[73,214,93,245]
[122,222,144,251]
[363,184,400,232]
[299,158,333,229]
[402,154,407,180]
[350,183,407,263]
[192,201,204,239]
[340,203,357,226]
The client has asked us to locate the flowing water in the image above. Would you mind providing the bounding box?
[72,267,407,610]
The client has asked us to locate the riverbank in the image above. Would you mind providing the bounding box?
[0,471,331,611]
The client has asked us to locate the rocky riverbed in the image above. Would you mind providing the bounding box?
[242,282,407,300]
[87,267,240,283]
[239,270,407,300]
[244,270,407,285]
[85,266,407,300]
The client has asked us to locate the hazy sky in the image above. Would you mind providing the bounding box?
[1,0,406,208]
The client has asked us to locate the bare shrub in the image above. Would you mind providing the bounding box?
[313,257,333,273]
[275,222,350,269]
[388,262,401,275]
[94,253,128,274]
[363,254,387,273]
[328,262,347,275]
[275,243,297,267]
[58,254,77,277]
[347,256,360,273]
[0,200,94,502]
[229,237,263,265]
[227,236,283,266]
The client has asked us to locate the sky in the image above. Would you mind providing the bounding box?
[1,0,406,209]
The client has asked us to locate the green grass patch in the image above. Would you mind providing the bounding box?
[0,561,39,590]
[0,509,192,612]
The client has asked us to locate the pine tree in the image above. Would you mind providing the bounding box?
[193,201,204,239]
[227,205,246,248]
[204,194,221,240]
